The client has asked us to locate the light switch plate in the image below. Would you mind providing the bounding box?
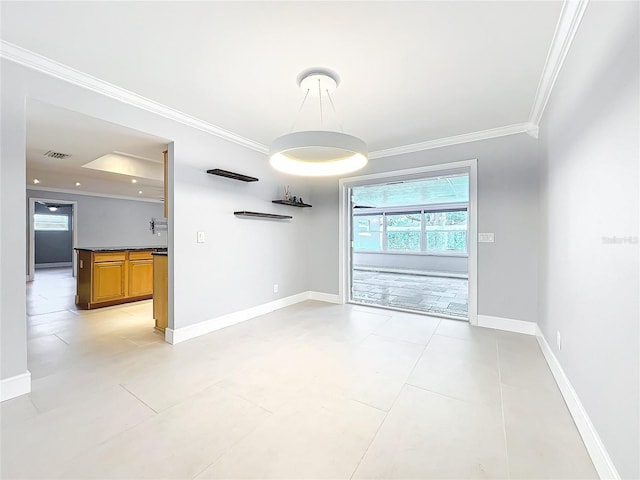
[197,231,206,243]
[478,233,495,243]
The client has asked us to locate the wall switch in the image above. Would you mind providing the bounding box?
[478,233,495,243]
[197,231,206,243]
[557,331,562,350]
[273,284,279,293]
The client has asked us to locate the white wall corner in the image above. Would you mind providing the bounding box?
[477,314,537,335]
[525,122,540,139]
[528,0,590,126]
[1,371,32,402]
[535,326,621,480]
[165,291,342,345]
[308,291,341,304]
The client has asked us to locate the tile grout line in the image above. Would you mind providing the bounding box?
[496,342,512,479]
[119,383,159,414]
[54,333,70,345]
[404,382,489,405]
[189,396,274,479]
[350,397,389,414]
[212,383,274,416]
[348,319,441,480]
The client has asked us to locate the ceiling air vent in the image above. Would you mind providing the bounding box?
[44,150,71,159]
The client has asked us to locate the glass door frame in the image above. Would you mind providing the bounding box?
[338,159,478,325]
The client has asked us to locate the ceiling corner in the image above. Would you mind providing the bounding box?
[528,0,590,126]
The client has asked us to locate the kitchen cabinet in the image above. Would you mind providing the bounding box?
[128,251,154,297]
[76,248,163,309]
[92,259,126,302]
[153,252,168,331]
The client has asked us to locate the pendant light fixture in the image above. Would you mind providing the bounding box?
[269,68,368,177]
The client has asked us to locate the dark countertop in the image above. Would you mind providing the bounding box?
[75,246,167,252]
[152,252,168,256]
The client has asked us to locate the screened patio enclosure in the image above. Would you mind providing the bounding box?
[351,173,469,319]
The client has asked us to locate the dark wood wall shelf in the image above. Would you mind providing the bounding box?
[272,200,312,208]
[234,211,292,220]
[207,169,259,182]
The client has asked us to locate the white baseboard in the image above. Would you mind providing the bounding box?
[165,291,339,344]
[1,371,31,402]
[308,291,341,304]
[535,326,620,479]
[477,314,537,335]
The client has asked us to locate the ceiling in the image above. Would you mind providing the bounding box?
[26,100,168,200]
[2,1,563,158]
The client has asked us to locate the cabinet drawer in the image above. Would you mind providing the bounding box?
[129,250,154,260]
[93,252,126,262]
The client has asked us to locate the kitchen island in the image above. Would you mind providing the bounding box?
[75,247,166,309]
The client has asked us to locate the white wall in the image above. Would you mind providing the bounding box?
[27,189,167,249]
[1,59,311,383]
[308,133,540,323]
[537,2,639,478]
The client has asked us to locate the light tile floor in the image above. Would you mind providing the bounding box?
[0,270,597,479]
[352,269,469,319]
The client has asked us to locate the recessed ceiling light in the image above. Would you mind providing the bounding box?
[75,182,81,186]
[48,206,58,212]
[131,179,137,184]
[138,190,143,194]
[33,179,40,184]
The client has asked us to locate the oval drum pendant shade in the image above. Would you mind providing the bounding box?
[269,69,368,177]
[269,131,368,177]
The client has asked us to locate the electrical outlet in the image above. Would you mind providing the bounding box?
[197,231,205,243]
[557,331,562,351]
[478,233,495,243]
[273,284,279,293]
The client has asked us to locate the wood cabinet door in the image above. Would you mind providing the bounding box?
[92,261,126,302]
[129,260,154,297]
[153,255,168,330]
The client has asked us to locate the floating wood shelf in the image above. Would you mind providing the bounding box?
[234,211,292,220]
[272,200,312,208]
[207,169,259,182]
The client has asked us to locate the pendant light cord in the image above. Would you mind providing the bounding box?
[326,90,344,133]
[289,88,311,132]
[290,76,344,133]
[318,79,323,127]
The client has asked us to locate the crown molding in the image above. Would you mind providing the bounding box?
[3,40,545,162]
[27,185,163,203]
[528,0,590,126]
[0,40,269,155]
[369,123,538,160]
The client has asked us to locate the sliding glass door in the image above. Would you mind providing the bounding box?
[349,173,470,320]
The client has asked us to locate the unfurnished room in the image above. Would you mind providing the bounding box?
[0,1,638,479]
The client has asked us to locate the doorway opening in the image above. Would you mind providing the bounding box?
[25,99,172,390]
[27,198,78,315]
[339,160,478,324]
[28,198,78,281]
